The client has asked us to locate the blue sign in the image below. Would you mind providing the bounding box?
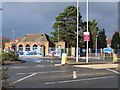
[103,48,113,53]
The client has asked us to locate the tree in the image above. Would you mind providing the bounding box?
[51,6,82,48]
[97,29,107,49]
[111,32,120,49]
[2,36,10,50]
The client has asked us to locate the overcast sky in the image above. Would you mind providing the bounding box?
[2,2,118,40]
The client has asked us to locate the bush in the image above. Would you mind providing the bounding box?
[2,52,18,61]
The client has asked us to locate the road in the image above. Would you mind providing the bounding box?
[2,57,119,88]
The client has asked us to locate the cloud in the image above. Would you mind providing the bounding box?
[89,2,118,37]
[2,2,118,39]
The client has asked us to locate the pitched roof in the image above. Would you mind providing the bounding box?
[19,33,49,42]
[12,38,22,42]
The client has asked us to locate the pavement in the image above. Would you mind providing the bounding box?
[2,57,119,88]
[73,64,119,69]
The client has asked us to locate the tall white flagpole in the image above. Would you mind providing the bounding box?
[86,0,89,63]
[76,0,79,62]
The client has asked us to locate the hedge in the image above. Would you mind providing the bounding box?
[1,52,18,62]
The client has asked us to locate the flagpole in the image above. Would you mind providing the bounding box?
[86,0,89,63]
[76,0,79,62]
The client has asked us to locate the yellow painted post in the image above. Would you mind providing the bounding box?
[61,53,67,64]
[113,54,118,63]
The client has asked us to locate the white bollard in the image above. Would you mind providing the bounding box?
[73,70,77,79]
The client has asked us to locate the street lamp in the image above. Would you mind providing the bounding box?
[12,30,15,40]
[117,44,120,54]
[95,31,99,57]
[117,45,119,48]
[58,25,59,43]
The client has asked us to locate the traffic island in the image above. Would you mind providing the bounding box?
[55,61,119,67]
[72,63,118,69]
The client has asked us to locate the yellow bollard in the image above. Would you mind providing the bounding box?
[113,54,118,63]
[61,53,67,64]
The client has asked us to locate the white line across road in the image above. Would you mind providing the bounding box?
[16,70,72,76]
[10,73,37,85]
[9,65,45,69]
[45,76,115,85]
[16,73,26,75]
[10,66,28,69]
[105,68,120,74]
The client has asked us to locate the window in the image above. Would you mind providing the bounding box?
[25,44,30,51]
[32,44,37,50]
[18,44,23,51]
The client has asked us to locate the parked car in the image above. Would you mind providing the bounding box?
[16,51,24,55]
[24,51,37,55]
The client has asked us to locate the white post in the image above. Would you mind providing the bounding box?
[86,0,89,63]
[58,25,59,43]
[73,70,77,79]
[76,0,79,62]
[95,35,98,57]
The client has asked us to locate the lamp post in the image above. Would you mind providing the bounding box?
[12,30,15,40]
[117,44,119,54]
[95,31,99,57]
[95,34,98,57]
[58,25,59,43]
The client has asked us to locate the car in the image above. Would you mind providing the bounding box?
[34,60,41,63]
[34,58,42,63]
[23,51,37,55]
[16,51,24,55]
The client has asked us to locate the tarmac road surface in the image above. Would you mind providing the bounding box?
[2,57,119,88]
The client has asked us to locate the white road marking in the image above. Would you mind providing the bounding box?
[37,70,72,74]
[50,61,53,63]
[10,73,37,85]
[36,65,44,67]
[16,73,26,75]
[45,76,114,85]
[9,65,45,69]
[105,68,119,74]
[10,66,28,69]
[15,70,72,75]
[33,65,45,68]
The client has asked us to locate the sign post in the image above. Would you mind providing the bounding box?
[84,32,90,41]
[84,32,90,63]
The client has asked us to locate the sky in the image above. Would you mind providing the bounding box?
[2,2,118,40]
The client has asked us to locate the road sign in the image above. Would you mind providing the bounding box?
[103,47,113,53]
[84,32,90,41]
